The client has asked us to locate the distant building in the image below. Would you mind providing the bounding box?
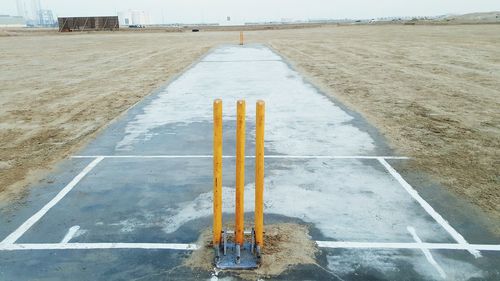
[58,16,119,32]
[0,15,26,27]
[118,10,150,26]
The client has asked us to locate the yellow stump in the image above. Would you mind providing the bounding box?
[239,31,244,45]
[254,101,265,247]
[213,99,223,246]
[235,100,246,245]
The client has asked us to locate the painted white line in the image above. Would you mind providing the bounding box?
[0,243,198,251]
[0,241,499,252]
[265,155,409,160]
[0,157,104,245]
[71,155,409,160]
[201,60,282,62]
[315,241,500,251]
[72,155,213,159]
[60,226,80,244]
[408,226,446,279]
[377,158,482,258]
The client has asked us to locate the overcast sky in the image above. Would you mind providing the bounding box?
[2,0,499,24]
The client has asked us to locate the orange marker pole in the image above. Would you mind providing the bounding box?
[213,99,223,246]
[235,100,246,245]
[254,100,265,247]
[239,31,244,45]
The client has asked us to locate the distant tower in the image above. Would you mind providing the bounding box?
[16,0,28,19]
[31,0,42,24]
[16,0,42,25]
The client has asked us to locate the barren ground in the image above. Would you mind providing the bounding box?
[185,223,317,279]
[0,25,498,230]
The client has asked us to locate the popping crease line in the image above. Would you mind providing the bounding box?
[71,155,410,160]
[1,241,499,251]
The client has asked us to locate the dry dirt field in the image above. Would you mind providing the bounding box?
[0,25,499,231]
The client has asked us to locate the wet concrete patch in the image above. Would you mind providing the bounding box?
[322,248,500,281]
[0,249,196,281]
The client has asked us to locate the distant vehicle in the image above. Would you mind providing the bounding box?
[129,24,145,28]
[192,29,200,32]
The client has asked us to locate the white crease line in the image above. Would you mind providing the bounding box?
[315,241,500,251]
[71,155,409,160]
[201,60,283,62]
[0,243,198,251]
[1,242,499,252]
[377,158,482,258]
[60,226,80,244]
[263,155,409,159]
[0,157,104,245]
[408,226,447,279]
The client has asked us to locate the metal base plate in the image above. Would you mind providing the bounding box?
[215,242,259,270]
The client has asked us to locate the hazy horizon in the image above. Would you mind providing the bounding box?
[2,0,500,24]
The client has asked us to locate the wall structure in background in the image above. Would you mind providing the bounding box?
[58,16,119,32]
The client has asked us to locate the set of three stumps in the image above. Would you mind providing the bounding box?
[212,99,266,269]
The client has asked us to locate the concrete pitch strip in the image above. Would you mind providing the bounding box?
[0,44,499,280]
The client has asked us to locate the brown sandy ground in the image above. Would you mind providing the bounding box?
[184,223,318,279]
[0,25,498,232]
[0,31,235,201]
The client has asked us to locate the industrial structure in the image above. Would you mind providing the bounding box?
[16,0,55,26]
[58,16,119,32]
[38,10,55,26]
[16,0,41,25]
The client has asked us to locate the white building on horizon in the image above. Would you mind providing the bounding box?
[118,10,150,26]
